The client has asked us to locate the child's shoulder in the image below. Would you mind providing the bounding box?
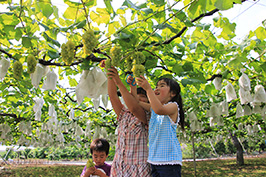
[165,101,178,107]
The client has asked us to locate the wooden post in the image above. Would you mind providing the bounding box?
[192,132,197,177]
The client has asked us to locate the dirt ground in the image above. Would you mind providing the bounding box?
[1,152,266,169]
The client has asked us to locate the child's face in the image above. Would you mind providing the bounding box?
[154,80,173,104]
[92,151,108,166]
[138,93,148,103]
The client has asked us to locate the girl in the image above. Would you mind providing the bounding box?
[136,76,185,177]
[107,67,151,177]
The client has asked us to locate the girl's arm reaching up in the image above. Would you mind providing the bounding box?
[107,67,148,124]
[107,69,123,117]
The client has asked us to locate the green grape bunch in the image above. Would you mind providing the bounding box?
[132,64,145,78]
[61,40,75,65]
[105,58,112,70]
[13,60,23,79]
[125,55,133,72]
[110,46,122,67]
[86,159,94,168]
[132,51,145,65]
[27,55,37,74]
[82,29,98,55]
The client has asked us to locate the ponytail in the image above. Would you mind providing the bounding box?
[177,93,185,131]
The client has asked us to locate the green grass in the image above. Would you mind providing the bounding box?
[182,157,266,177]
[1,157,265,177]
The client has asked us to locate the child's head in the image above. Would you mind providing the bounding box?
[90,138,110,166]
[157,77,185,130]
[137,87,148,103]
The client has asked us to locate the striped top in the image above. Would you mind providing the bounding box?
[147,102,182,165]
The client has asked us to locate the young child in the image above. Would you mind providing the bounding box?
[80,138,111,177]
[136,76,185,177]
[107,67,151,177]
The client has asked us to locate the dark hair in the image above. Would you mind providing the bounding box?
[137,87,146,96]
[157,78,185,130]
[90,138,110,155]
[117,87,147,97]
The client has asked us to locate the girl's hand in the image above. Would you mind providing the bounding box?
[126,74,136,87]
[136,75,152,91]
[99,59,106,68]
[107,67,121,85]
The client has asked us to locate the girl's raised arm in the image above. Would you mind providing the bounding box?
[107,70,123,116]
[109,68,148,124]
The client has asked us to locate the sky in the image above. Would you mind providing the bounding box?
[203,0,266,42]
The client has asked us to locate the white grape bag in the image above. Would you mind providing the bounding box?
[225,81,237,102]
[42,68,58,90]
[0,57,10,80]
[100,127,108,138]
[220,100,229,116]
[75,70,91,104]
[0,124,11,139]
[213,77,222,90]
[253,85,266,104]
[34,110,42,121]
[75,126,84,136]
[33,97,44,110]
[208,103,221,117]
[236,103,244,118]
[209,117,216,127]
[238,123,244,130]
[19,121,27,133]
[48,104,57,123]
[244,104,252,116]
[101,94,108,108]
[190,121,198,131]
[94,80,108,98]
[85,121,92,138]
[93,126,100,140]
[188,111,197,121]
[239,69,251,91]
[239,86,252,104]
[93,98,100,110]
[88,67,107,98]
[91,66,107,89]
[48,104,56,117]
[253,105,262,114]
[33,97,44,121]
[246,124,252,135]
[217,116,224,126]
[86,70,98,98]
[56,133,65,143]
[31,63,45,88]
[69,108,75,120]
